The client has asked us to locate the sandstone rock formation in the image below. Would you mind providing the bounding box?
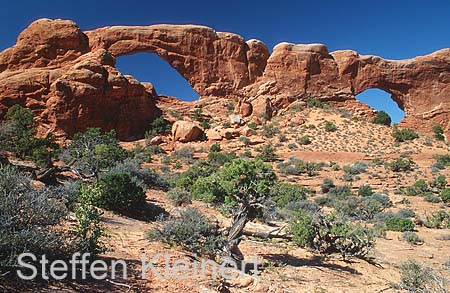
[1,18,450,138]
[0,19,161,139]
[172,120,204,142]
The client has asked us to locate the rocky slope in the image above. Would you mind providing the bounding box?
[1,18,449,139]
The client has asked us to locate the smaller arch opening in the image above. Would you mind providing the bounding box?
[355,88,405,123]
[115,53,200,102]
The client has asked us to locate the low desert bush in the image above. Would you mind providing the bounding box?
[79,173,146,211]
[289,211,374,260]
[386,217,415,232]
[167,188,192,206]
[358,185,374,197]
[434,154,450,168]
[321,178,335,193]
[0,165,69,268]
[440,188,450,203]
[255,144,279,162]
[306,98,325,108]
[325,121,337,132]
[148,208,225,258]
[270,182,312,208]
[372,110,391,126]
[277,157,322,176]
[297,136,312,145]
[432,124,445,141]
[389,157,415,172]
[402,231,423,245]
[396,260,449,292]
[424,211,450,229]
[392,127,419,142]
[261,123,280,138]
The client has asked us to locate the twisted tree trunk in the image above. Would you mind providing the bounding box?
[224,203,248,267]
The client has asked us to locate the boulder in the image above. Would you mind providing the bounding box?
[206,128,223,141]
[172,121,204,142]
[229,114,245,126]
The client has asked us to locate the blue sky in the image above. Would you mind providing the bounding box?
[1,0,449,122]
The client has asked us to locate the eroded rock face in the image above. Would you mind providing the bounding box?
[1,18,450,138]
[0,19,160,139]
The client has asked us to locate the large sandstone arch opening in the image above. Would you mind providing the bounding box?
[355,88,405,123]
[116,53,200,101]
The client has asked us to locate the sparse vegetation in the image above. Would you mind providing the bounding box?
[392,127,419,142]
[372,110,392,126]
[389,156,415,172]
[255,143,279,162]
[324,121,337,132]
[297,135,312,145]
[432,124,445,141]
[385,217,415,232]
[167,187,192,206]
[290,211,375,260]
[148,208,224,258]
[306,98,325,108]
[0,104,58,167]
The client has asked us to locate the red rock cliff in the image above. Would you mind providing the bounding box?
[1,19,449,138]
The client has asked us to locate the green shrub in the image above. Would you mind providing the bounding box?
[174,161,216,191]
[440,188,450,203]
[247,122,257,130]
[386,217,415,232]
[270,182,312,208]
[306,98,325,108]
[432,124,445,141]
[261,123,280,138]
[207,151,237,166]
[325,121,337,132]
[343,161,368,175]
[277,157,322,176]
[359,194,392,220]
[146,117,172,137]
[144,145,166,155]
[392,127,419,142]
[424,194,442,203]
[402,231,422,245]
[297,136,312,145]
[424,211,450,229]
[148,208,225,258]
[358,185,373,197]
[290,211,374,259]
[397,208,416,218]
[74,202,107,255]
[328,185,354,198]
[429,175,447,190]
[434,154,450,167]
[405,179,430,196]
[210,143,221,153]
[255,144,279,162]
[239,136,251,147]
[105,157,169,190]
[372,110,392,126]
[167,188,192,206]
[389,157,415,172]
[284,200,320,214]
[397,261,444,292]
[0,105,59,167]
[0,165,90,269]
[79,173,146,211]
[171,146,195,164]
[61,128,128,176]
[191,175,224,203]
[321,178,335,193]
